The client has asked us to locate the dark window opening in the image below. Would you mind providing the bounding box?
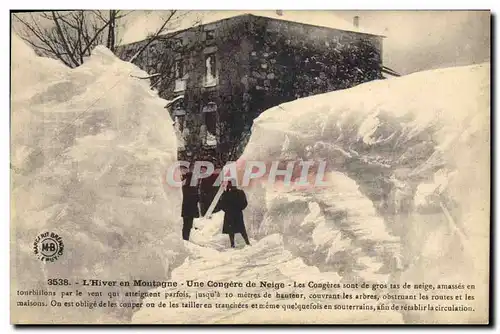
[205,112,216,135]
[173,38,183,49]
[174,60,184,79]
[202,102,217,134]
[205,30,215,41]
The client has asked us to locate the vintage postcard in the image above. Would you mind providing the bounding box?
[10,10,491,324]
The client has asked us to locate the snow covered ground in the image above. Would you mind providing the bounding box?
[11,35,184,323]
[11,32,489,324]
[134,214,403,324]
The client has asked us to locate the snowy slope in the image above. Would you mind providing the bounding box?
[238,63,490,323]
[11,35,183,323]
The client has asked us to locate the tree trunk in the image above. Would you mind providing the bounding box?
[107,10,116,52]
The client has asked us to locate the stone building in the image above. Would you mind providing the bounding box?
[117,11,385,164]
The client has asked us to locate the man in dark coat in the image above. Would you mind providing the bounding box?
[181,171,199,241]
[219,180,251,248]
[199,170,221,216]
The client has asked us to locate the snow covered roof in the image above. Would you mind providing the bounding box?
[382,66,401,79]
[121,11,383,45]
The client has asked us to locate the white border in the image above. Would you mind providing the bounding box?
[3,1,500,10]
[2,1,497,333]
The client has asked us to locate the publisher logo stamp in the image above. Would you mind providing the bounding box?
[33,232,64,262]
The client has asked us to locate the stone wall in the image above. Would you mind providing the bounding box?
[117,14,384,163]
[244,16,384,115]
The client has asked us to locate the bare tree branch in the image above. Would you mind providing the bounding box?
[14,13,74,67]
[13,10,119,68]
[128,10,177,63]
[56,13,80,30]
[17,34,64,56]
[92,10,108,23]
[51,11,80,67]
[75,12,84,63]
[106,10,117,52]
[80,19,112,56]
[80,14,94,56]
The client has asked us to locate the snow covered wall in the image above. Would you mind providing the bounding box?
[11,35,183,323]
[238,62,490,323]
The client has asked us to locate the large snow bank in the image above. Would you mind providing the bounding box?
[11,34,183,323]
[239,63,490,323]
[130,63,488,326]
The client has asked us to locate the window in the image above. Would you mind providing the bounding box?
[204,54,217,87]
[171,98,186,133]
[174,60,184,79]
[202,102,217,135]
[205,30,215,42]
[173,38,183,49]
[205,113,216,136]
[174,60,186,92]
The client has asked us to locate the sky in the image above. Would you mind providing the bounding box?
[119,10,491,75]
[12,10,490,76]
[335,10,490,74]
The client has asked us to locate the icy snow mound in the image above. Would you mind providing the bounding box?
[244,63,489,171]
[11,36,181,323]
[258,172,400,283]
[240,63,490,286]
[11,33,69,93]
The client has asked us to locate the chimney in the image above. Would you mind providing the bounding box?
[353,15,360,28]
[276,10,283,16]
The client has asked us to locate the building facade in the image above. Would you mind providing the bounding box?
[118,13,384,164]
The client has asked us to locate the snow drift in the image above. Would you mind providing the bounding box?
[11,35,183,323]
[133,63,488,324]
[238,62,490,323]
[11,30,489,324]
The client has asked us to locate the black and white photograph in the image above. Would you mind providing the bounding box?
[9,9,491,325]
